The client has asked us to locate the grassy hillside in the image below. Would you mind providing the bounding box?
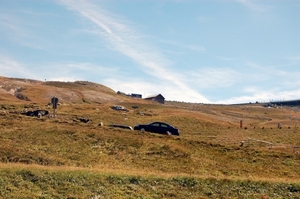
[0,76,300,198]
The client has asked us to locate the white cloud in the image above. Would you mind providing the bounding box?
[185,44,206,53]
[288,56,300,62]
[103,78,158,96]
[57,0,209,103]
[0,12,46,51]
[217,56,237,61]
[215,84,300,104]
[284,56,300,66]
[235,0,270,12]
[61,62,117,72]
[244,60,300,83]
[34,61,119,83]
[46,77,78,82]
[0,14,20,33]
[197,16,214,23]
[0,55,80,82]
[160,40,206,53]
[0,55,33,78]
[58,0,169,76]
[187,67,241,89]
[103,77,209,103]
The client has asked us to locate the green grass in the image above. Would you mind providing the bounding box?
[0,167,300,199]
[0,77,300,198]
[1,112,299,180]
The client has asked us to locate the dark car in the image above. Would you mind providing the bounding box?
[133,122,180,136]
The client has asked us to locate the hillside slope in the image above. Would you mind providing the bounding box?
[0,76,300,198]
[0,76,125,104]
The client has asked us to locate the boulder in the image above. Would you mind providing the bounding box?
[24,110,49,117]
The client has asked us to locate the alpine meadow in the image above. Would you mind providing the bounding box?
[0,76,299,199]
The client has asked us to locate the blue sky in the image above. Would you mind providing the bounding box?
[0,0,299,104]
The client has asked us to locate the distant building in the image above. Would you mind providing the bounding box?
[269,99,300,106]
[117,91,126,95]
[131,93,142,98]
[144,94,165,104]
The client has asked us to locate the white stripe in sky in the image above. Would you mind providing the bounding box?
[235,0,269,12]
[58,0,209,102]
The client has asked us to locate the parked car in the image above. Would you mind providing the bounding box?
[133,121,180,136]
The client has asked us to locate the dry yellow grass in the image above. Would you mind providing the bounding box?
[0,76,300,198]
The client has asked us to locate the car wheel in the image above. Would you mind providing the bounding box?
[140,128,145,132]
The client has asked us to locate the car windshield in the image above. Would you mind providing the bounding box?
[150,123,160,127]
[161,124,169,128]
[149,122,171,128]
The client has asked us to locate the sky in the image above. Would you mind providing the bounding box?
[0,0,299,104]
